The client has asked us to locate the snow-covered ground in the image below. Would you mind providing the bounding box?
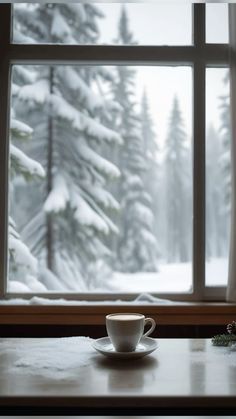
[7,258,228,295]
[111,258,228,293]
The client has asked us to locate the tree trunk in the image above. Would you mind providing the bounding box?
[46,66,54,271]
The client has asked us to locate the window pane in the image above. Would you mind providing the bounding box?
[205,68,231,287]
[13,3,192,46]
[206,4,229,44]
[9,65,192,294]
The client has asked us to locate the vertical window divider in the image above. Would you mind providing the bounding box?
[0,4,12,298]
[193,4,206,300]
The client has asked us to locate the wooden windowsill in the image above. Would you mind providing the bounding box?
[0,303,236,326]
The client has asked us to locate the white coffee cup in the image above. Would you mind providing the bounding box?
[106,312,156,352]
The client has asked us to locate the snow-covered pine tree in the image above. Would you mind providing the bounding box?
[206,124,226,259]
[140,90,160,243]
[112,7,158,272]
[219,72,231,213]
[164,95,190,263]
[13,4,121,291]
[9,106,46,293]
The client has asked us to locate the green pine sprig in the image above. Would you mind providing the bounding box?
[212,321,236,346]
[212,333,236,347]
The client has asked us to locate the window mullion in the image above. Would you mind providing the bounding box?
[0,4,12,298]
[0,4,12,46]
[193,4,206,300]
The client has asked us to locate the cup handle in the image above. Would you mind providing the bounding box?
[143,317,156,337]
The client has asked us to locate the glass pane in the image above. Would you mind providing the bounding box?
[205,68,231,287]
[206,4,229,44]
[13,3,192,46]
[9,64,192,294]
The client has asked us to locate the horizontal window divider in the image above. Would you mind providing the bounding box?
[6,44,229,66]
[0,303,235,326]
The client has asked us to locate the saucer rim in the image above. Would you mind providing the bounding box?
[92,335,158,355]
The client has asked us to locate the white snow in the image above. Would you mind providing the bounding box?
[112,258,228,293]
[140,229,157,246]
[22,275,48,292]
[61,67,107,113]
[4,259,228,297]
[205,257,229,286]
[9,236,38,275]
[8,276,47,293]
[19,79,49,105]
[78,141,120,179]
[81,182,120,210]
[44,174,69,213]
[8,280,31,293]
[68,3,86,23]
[10,144,45,178]
[50,94,122,144]
[70,189,111,234]
[112,266,192,293]
[14,65,37,84]
[51,9,71,41]
[11,118,33,138]
[0,294,172,305]
[0,337,95,379]
[39,267,68,291]
[60,67,121,115]
[132,201,154,224]
[14,29,35,44]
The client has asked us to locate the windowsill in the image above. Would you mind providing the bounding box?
[0,302,235,326]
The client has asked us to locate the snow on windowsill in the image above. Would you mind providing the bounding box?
[0,336,96,379]
[0,293,176,305]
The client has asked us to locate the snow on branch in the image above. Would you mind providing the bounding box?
[11,118,33,139]
[14,66,37,85]
[10,144,45,179]
[71,190,110,234]
[67,4,86,23]
[79,187,119,235]
[132,202,154,225]
[80,182,120,210]
[49,94,122,144]
[44,174,69,214]
[18,79,49,105]
[78,142,120,179]
[9,236,38,275]
[14,29,36,44]
[59,67,121,114]
[51,9,73,42]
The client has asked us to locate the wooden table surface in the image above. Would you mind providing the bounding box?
[0,338,236,414]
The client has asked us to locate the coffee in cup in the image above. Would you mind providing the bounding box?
[106,313,156,352]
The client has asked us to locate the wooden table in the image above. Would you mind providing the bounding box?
[0,338,236,414]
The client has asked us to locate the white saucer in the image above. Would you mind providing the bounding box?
[92,336,158,360]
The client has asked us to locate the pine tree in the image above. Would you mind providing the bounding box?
[219,72,231,213]
[164,95,190,263]
[112,7,158,272]
[9,102,46,292]
[13,4,121,291]
[206,124,226,259]
[140,90,160,242]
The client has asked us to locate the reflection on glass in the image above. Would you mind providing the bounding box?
[206,4,229,44]
[13,3,192,46]
[9,64,192,294]
[205,68,231,287]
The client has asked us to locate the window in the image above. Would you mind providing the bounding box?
[0,4,230,301]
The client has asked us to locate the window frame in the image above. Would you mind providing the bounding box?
[0,4,230,302]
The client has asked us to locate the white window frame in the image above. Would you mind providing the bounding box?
[0,4,230,302]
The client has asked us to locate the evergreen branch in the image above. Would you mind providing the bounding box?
[212,334,236,346]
